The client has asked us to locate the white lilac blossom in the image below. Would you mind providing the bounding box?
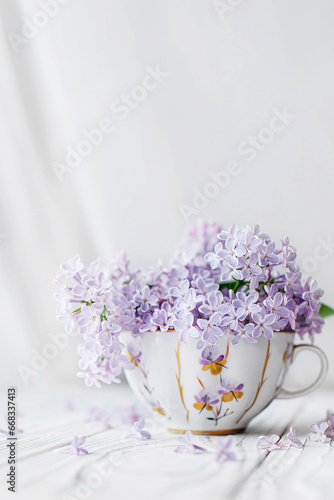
[173,431,236,462]
[306,412,334,442]
[257,427,303,451]
[257,434,281,451]
[125,419,151,441]
[215,437,237,463]
[174,431,206,454]
[55,436,89,455]
[281,427,303,449]
[307,422,330,443]
[55,222,332,387]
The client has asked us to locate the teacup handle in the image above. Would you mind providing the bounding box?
[276,344,328,399]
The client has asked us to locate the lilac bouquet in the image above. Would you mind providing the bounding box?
[54,221,333,388]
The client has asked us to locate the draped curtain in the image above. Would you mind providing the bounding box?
[0,0,333,387]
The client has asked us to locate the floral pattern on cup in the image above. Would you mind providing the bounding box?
[126,343,142,367]
[120,330,328,433]
[193,383,235,426]
[218,378,244,402]
[200,346,227,375]
[146,398,167,417]
[125,341,168,418]
[193,388,220,412]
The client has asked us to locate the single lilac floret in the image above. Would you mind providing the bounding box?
[174,431,206,454]
[307,422,330,443]
[55,436,89,455]
[257,434,281,451]
[215,437,237,463]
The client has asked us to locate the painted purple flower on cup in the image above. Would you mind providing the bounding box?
[126,343,142,367]
[307,422,330,443]
[200,346,226,375]
[193,388,219,413]
[218,378,244,402]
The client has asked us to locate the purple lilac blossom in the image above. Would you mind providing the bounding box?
[232,291,260,320]
[200,346,225,366]
[232,323,256,345]
[55,222,326,387]
[127,343,142,365]
[302,278,324,310]
[252,312,276,340]
[197,313,224,343]
[218,378,244,396]
[194,388,219,410]
[134,286,158,313]
[173,311,200,343]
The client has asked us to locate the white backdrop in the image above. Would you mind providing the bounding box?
[1,0,334,390]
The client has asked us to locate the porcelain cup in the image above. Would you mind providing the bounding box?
[120,330,328,434]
